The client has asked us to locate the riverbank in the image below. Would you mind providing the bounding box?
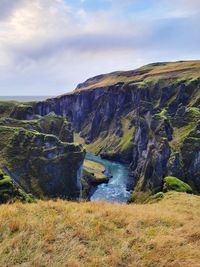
[81,158,110,200]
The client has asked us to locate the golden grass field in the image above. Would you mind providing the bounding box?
[72,60,200,92]
[0,192,200,266]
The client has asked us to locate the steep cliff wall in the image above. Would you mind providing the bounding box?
[0,109,85,200]
[0,125,85,199]
[34,61,200,200]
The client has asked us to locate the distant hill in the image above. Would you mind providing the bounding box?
[74,60,200,91]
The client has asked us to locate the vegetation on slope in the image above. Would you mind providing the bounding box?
[0,169,34,204]
[129,175,193,204]
[0,101,17,117]
[74,111,135,163]
[74,60,200,92]
[163,176,192,193]
[0,193,200,266]
[0,112,73,143]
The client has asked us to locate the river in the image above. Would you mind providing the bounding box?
[85,153,131,203]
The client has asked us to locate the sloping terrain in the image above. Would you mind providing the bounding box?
[0,193,199,266]
[74,60,200,91]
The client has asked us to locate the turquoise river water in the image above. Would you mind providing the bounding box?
[86,153,131,203]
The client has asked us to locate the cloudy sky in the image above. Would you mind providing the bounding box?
[0,0,200,96]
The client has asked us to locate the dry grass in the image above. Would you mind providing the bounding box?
[70,60,200,92]
[0,192,200,266]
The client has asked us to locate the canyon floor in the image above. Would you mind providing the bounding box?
[0,192,200,267]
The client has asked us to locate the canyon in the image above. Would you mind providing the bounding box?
[34,60,200,202]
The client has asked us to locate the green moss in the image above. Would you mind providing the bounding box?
[171,106,200,129]
[145,192,165,204]
[180,127,200,164]
[128,190,152,204]
[187,107,200,116]
[80,111,135,163]
[0,169,35,203]
[0,112,73,143]
[156,109,167,119]
[117,115,135,155]
[163,176,192,194]
[170,124,196,151]
[0,125,85,199]
[0,101,17,117]
[128,176,152,203]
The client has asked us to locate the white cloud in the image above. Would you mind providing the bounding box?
[0,0,199,96]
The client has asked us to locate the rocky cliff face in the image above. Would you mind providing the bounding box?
[33,61,200,200]
[0,169,34,204]
[0,111,74,143]
[0,110,85,200]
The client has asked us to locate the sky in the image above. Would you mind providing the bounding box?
[0,0,199,96]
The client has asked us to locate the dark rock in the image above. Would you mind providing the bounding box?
[10,104,34,120]
[0,126,85,200]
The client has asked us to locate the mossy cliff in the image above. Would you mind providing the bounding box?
[0,112,74,143]
[0,125,85,199]
[0,105,85,200]
[33,60,200,201]
[0,169,34,204]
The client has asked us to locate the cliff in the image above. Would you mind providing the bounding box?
[0,111,74,143]
[33,60,200,201]
[0,169,34,203]
[0,110,85,200]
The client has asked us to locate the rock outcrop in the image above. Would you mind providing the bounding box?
[10,104,34,120]
[0,125,85,199]
[0,169,34,204]
[0,109,85,200]
[81,159,109,200]
[0,112,74,143]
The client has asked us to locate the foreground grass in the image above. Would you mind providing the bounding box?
[0,193,200,267]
